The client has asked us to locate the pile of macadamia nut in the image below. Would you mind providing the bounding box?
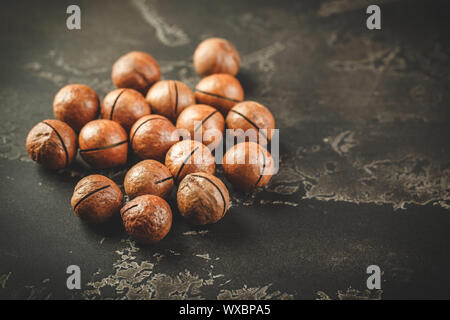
[26,38,276,244]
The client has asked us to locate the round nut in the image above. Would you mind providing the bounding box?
[195,74,244,116]
[177,172,230,225]
[71,174,123,223]
[111,51,161,95]
[53,84,99,132]
[121,195,172,244]
[129,114,179,161]
[124,160,174,200]
[223,142,274,191]
[26,119,77,170]
[101,88,151,132]
[78,119,128,169]
[226,101,275,146]
[145,80,195,123]
[176,104,224,150]
[194,38,240,76]
[165,140,216,183]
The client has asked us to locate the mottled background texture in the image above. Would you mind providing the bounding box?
[0,0,449,299]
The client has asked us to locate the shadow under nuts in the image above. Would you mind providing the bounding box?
[71,174,123,223]
[79,119,128,168]
[177,172,230,225]
[53,84,99,132]
[195,73,244,116]
[111,51,161,95]
[130,114,179,162]
[165,140,216,183]
[101,88,151,133]
[176,104,224,151]
[124,160,174,200]
[146,80,195,123]
[226,101,275,146]
[194,38,240,76]
[26,119,77,170]
[121,194,172,244]
[223,141,274,191]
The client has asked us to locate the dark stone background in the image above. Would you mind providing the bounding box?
[0,0,449,299]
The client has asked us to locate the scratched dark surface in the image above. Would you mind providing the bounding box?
[0,0,449,300]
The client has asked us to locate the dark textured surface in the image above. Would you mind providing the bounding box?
[0,0,449,299]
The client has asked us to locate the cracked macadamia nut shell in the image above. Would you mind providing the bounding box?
[71,174,123,223]
[121,195,172,244]
[194,38,240,76]
[177,172,230,225]
[53,84,99,132]
[223,142,274,191]
[124,160,174,200]
[130,114,179,161]
[146,80,195,123]
[165,140,216,183]
[226,101,275,146]
[195,74,244,116]
[26,119,77,170]
[79,119,128,169]
[111,51,161,95]
[101,88,151,132]
[176,104,224,150]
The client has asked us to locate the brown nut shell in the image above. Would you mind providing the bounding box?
[79,119,128,169]
[111,51,161,95]
[71,174,123,223]
[176,104,224,150]
[165,140,215,183]
[121,195,172,244]
[177,172,230,225]
[145,80,195,123]
[226,101,275,146]
[195,74,244,116]
[26,119,77,170]
[101,88,151,132]
[53,84,99,132]
[223,142,274,191]
[124,160,174,200]
[129,114,179,161]
[194,38,240,76]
